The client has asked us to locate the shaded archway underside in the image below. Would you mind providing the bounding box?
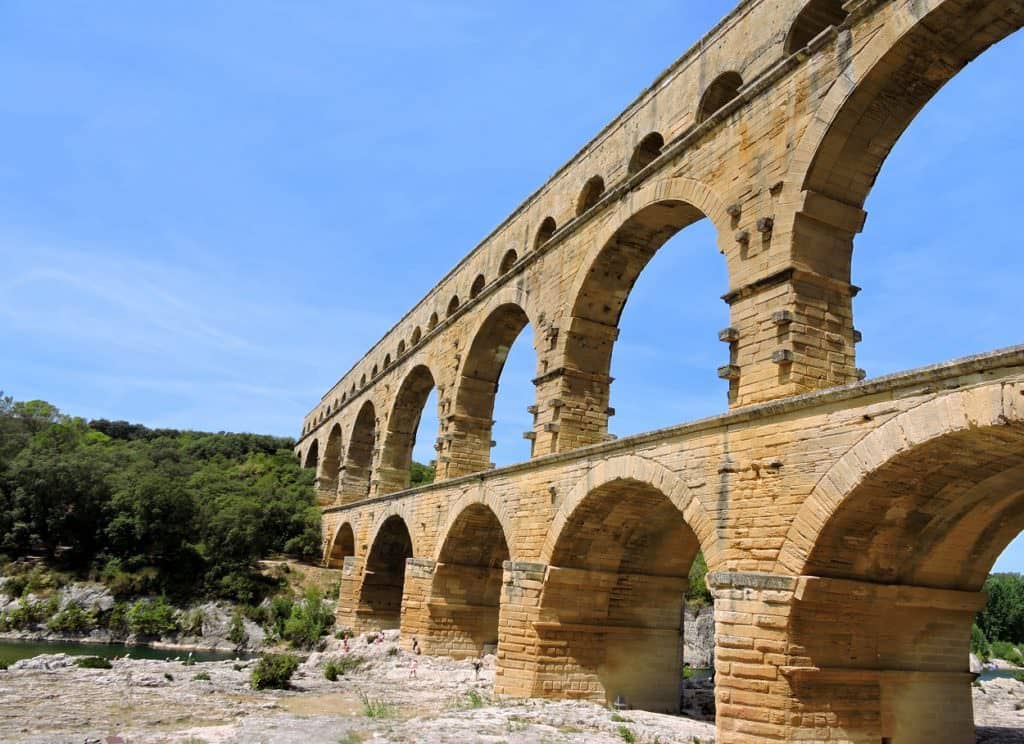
[804,423,1024,591]
[379,364,437,494]
[446,303,533,479]
[358,515,413,629]
[531,479,701,712]
[412,503,511,658]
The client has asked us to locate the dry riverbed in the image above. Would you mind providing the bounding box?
[0,631,715,743]
[2,632,1022,742]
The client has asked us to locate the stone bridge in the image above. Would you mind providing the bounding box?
[294,1,1024,741]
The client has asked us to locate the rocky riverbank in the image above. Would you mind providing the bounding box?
[0,630,714,744]
[2,630,1022,743]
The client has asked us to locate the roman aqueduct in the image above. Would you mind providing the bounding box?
[295,0,1024,740]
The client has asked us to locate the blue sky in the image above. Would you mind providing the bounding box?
[1,4,1021,569]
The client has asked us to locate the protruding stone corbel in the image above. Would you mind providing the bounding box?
[717,364,741,380]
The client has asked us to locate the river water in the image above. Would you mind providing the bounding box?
[0,638,246,666]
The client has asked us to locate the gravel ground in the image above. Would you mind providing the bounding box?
[2,632,1022,743]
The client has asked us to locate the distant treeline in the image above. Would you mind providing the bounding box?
[0,392,318,602]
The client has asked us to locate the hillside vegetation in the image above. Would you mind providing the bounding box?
[0,392,318,603]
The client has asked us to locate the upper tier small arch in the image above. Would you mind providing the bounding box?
[785,0,848,55]
[697,71,743,123]
[627,132,664,176]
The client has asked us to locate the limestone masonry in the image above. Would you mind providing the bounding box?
[296,1,1024,741]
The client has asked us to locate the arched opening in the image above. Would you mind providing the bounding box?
[576,175,605,216]
[566,198,728,443]
[326,522,354,568]
[788,419,1024,741]
[397,340,406,356]
[358,515,413,629]
[446,295,460,317]
[302,439,318,469]
[318,424,343,506]
[371,364,378,378]
[411,326,422,345]
[470,274,486,299]
[427,504,510,658]
[378,365,438,494]
[785,0,848,54]
[696,71,742,123]
[447,303,534,477]
[499,249,518,275]
[627,132,664,176]
[428,312,439,330]
[359,374,366,387]
[534,216,556,250]
[383,354,391,369]
[540,478,705,713]
[338,401,376,504]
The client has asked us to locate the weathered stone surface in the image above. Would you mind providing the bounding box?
[291,0,1024,741]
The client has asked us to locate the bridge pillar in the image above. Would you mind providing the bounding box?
[399,559,503,658]
[724,268,860,407]
[398,557,435,650]
[495,562,688,712]
[442,410,495,479]
[494,561,547,699]
[707,571,984,743]
[785,575,984,744]
[531,366,613,455]
[334,555,363,632]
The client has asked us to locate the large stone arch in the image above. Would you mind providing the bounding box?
[784,0,1024,279]
[541,453,721,569]
[378,363,443,494]
[444,290,540,479]
[779,379,1024,577]
[776,378,1024,743]
[302,438,319,470]
[356,509,418,630]
[318,423,343,505]
[557,177,734,445]
[412,497,513,658]
[339,400,377,504]
[325,520,356,568]
[529,453,722,713]
[433,486,518,564]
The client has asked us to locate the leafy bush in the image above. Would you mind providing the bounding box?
[103,602,129,635]
[228,611,247,646]
[686,552,712,608]
[281,588,334,649]
[181,608,205,637]
[465,689,485,708]
[324,655,363,680]
[75,656,112,669]
[3,599,48,630]
[359,691,395,719]
[265,597,294,638]
[1,574,27,598]
[990,641,1024,666]
[978,574,1024,644]
[47,603,94,633]
[251,653,300,690]
[617,726,636,743]
[194,671,211,681]
[387,646,399,657]
[972,623,991,661]
[127,597,179,636]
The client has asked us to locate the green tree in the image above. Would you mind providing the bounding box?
[3,422,111,562]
